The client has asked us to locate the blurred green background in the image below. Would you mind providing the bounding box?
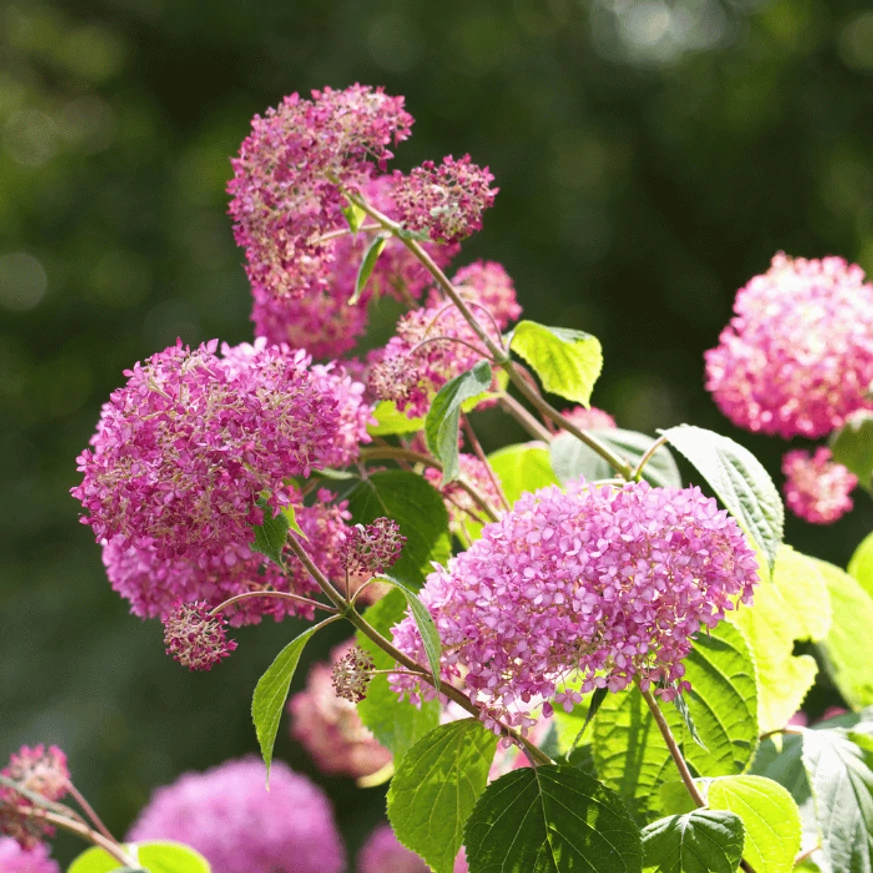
[2,0,873,866]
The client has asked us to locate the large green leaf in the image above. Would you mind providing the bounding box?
[487,442,560,503]
[356,589,440,761]
[659,425,783,573]
[550,430,682,489]
[849,531,873,600]
[345,470,451,588]
[829,411,873,488]
[815,558,873,709]
[509,320,603,406]
[730,545,831,733]
[68,842,210,873]
[368,400,425,436]
[425,360,494,484]
[802,727,873,873]
[593,622,758,820]
[641,810,745,873]
[387,720,498,873]
[252,619,328,781]
[706,775,802,873]
[464,766,642,873]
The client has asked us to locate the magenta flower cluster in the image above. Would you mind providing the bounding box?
[128,757,345,873]
[162,601,237,671]
[0,838,60,873]
[782,448,857,525]
[562,405,617,431]
[705,253,873,439]
[390,481,758,731]
[358,824,469,873]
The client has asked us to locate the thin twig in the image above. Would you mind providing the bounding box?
[209,589,337,617]
[462,415,511,511]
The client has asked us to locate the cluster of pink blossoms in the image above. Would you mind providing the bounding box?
[0,839,59,873]
[390,481,758,731]
[705,253,873,439]
[562,405,617,431]
[782,448,857,525]
[128,758,345,873]
[357,824,469,873]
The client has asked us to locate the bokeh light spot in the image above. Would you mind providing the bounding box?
[0,252,47,311]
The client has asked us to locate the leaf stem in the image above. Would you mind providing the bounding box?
[461,415,512,511]
[64,780,118,846]
[35,808,138,868]
[632,434,669,481]
[209,589,337,617]
[498,395,553,443]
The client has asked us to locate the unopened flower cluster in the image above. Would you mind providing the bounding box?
[390,481,758,731]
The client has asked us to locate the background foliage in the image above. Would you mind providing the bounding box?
[3,0,873,864]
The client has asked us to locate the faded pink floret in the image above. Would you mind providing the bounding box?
[162,602,237,671]
[782,448,857,524]
[0,838,60,873]
[390,481,758,731]
[562,406,617,431]
[289,642,391,779]
[424,454,504,537]
[128,757,345,873]
[392,155,498,243]
[442,260,521,331]
[251,176,459,359]
[705,253,873,438]
[228,85,413,302]
[72,340,340,570]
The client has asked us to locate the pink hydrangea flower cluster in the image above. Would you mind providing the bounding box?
[424,454,504,537]
[0,838,60,873]
[392,155,498,243]
[562,406,617,431]
[782,448,857,524]
[228,85,413,302]
[162,602,237,671]
[251,177,459,359]
[390,481,758,731]
[358,824,468,873]
[127,757,345,873]
[442,260,521,331]
[705,253,873,439]
[72,340,343,566]
[289,642,391,779]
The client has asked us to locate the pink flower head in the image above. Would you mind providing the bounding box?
[392,155,498,243]
[424,454,504,537]
[390,481,758,732]
[72,340,341,570]
[127,757,345,873]
[358,824,429,873]
[705,253,873,438]
[251,176,459,359]
[562,406,617,431]
[162,602,237,671]
[228,85,413,302]
[782,447,857,524]
[442,260,521,331]
[367,300,501,419]
[0,838,60,873]
[289,642,391,779]
[3,747,68,804]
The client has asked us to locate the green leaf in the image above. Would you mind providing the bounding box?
[387,720,498,873]
[68,849,143,873]
[659,425,783,572]
[829,411,873,487]
[342,200,367,233]
[641,810,745,873]
[730,545,831,733]
[802,727,873,873]
[849,530,873,600]
[373,573,441,685]
[593,622,758,820]
[509,320,604,406]
[345,470,451,588]
[68,843,210,873]
[252,619,328,781]
[550,429,682,489]
[351,234,387,304]
[464,765,642,873]
[425,361,493,484]
[368,400,425,436]
[706,775,802,873]
[250,497,288,568]
[487,442,560,503]
[815,558,873,709]
[356,589,441,761]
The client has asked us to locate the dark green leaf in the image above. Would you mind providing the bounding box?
[487,442,560,503]
[830,411,873,488]
[250,496,288,568]
[641,809,745,873]
[550,429,682,489]
[351,234,387,304]
[509,320,603,406]
[388,720,498,873]
[659,424,784,572]
[464,766,642,873]
[425,361,493,484]
[252,619,328,781]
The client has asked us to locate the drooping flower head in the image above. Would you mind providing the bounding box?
[392,155,498,243]
[162,602,237,671]
[228,85,413,302]
[127,758,345,873]
[391,481,758,732]
[782,447,857,524]
[0,838,60,873]
[289,642,391,779]
[705,253,873,438]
